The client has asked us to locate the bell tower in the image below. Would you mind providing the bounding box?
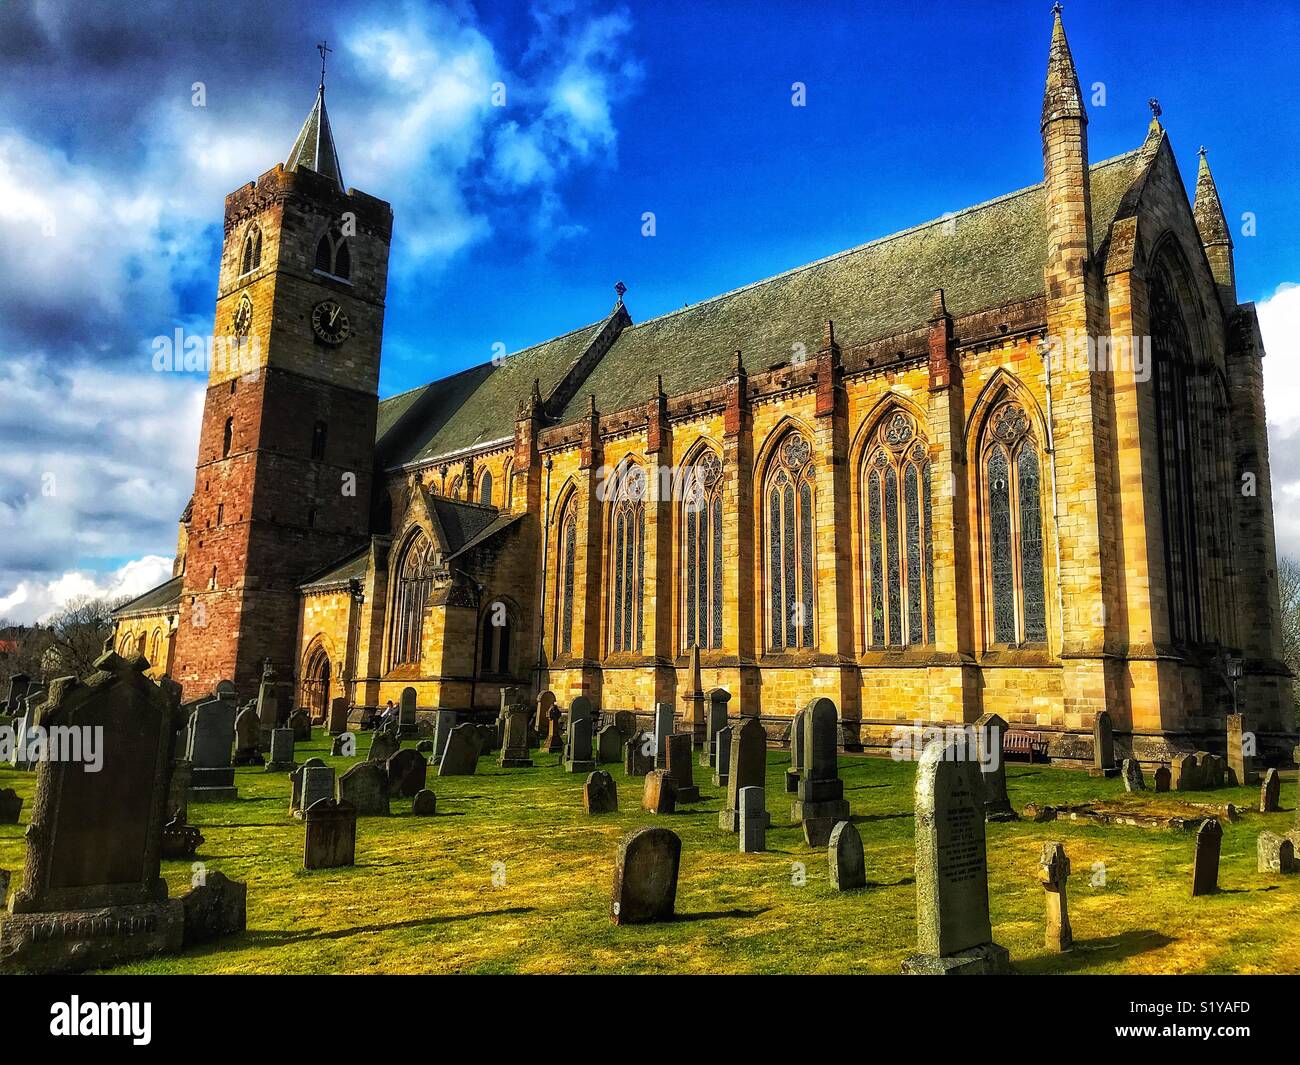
[173,49,393,702]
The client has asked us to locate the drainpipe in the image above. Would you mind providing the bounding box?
[1040,338,1067,653]
[535,456,553,697]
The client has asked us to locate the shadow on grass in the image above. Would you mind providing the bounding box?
[853,811,911,824]
[1013,929,1176,974]
[242,906,538,946]
[675,906,772,922]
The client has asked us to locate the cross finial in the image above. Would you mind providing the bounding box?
[317,40,333,89]
[1052,2,1062,15]
[1148,97,1162,119]
[1198,144,1207,158]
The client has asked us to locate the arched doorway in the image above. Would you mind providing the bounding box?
[303,644,331,722]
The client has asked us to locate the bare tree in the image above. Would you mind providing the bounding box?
[31,595,131,681]
[1278,557,1300,685]
[0,623,56,683]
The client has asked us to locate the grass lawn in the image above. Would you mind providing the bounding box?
[1,731,1297,975]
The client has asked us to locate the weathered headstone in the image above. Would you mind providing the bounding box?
[437,723,481,776]
[1153,764,1171,792]
[265,727,296,772]
[186,695,239,802]
[398,686,418,739]
[289,757,327,816]
[1261,767,1281,813]
[296,765,336,820]
[664,733,700,802]
[624,731,654,776]
[535,689,557,735]
[596,724,623,764]
[1257,831,1296,874]
[3,672,31,713]
[901,735,1010,975]
[338,761,389,816]
[1170,753,1199,791]
[793,698,850,824]
[701,687,730,767]
[713,725,733,789]
[828,820,866,890]
[720,717,768,832]
[565,715,595,773]
[0,788,22,824]
[412,789,437,816]
[288,708,311,743]
[802,816,836,847]
[166,760,191,824]
[160,814,203,860]
[614,710,637,739]
[652,703,674,769]
[687,643,706,749]
[232,705,263,765]
[181,870,247,946]
[1122,758,1146,792]
[0,654,186,973]
[386,748,428,797]
[255,663,279,748]
[369,730,400,764]
[786,707,807,793]
[611,827,680,925]
[975,712,1017,821]
[433,709,456,759]
[1038,841,1073,952]
[303,798,357,869]
[739,786,766,853]
[1226,713,1257,786]
[499,705,533,768]
[546,706,564,754]
[642,770,677,814]
[1200,752,1225,789]
[1090,710,1117,777]
[584,770,618,814]
[327,696,349,736]
[1191,817,1223,896]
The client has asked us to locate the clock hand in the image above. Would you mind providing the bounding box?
[329,305,340,326]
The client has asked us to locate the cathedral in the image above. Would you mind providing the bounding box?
[113,10,1296,765]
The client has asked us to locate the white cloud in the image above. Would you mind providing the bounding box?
[0,554,175,626]
[1258,282,1300,558]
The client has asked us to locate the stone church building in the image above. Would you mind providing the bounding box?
[114,10,1295,764]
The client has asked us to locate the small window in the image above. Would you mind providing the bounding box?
[307,507,318,529]
[230,379,237,395]
[311,420,327,461]
[315,235,332,273]
[208,565,217,590]
[222,416,233,458]
[216,502,224,525]
[240,226,262,275]
[478,470,493,506]
[314,224,351,281]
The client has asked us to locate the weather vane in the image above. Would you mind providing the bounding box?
[317,40,333,89]
[1148,97,1162,119]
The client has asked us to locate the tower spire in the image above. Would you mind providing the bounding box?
[1041,3,1086,131]
[1193,147,1236,307]
[286,42,344,189]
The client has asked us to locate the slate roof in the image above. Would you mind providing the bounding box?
[112,574,183,618]
[298,547,369,591]
[286,85,344,189]
[428,496,504,556]
[379,149,1146,460]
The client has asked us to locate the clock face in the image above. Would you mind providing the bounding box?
[231,296,253,337]
[311,299,351,346]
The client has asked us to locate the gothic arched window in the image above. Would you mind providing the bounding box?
[981,399,1047,645]
[390,533,435,668]
[478,470,493,507]
[222,416,233,459]
[314,225,351,281]
[765,431,816,650]
[311,420,327,461]
[481,603,513,676]
[240,226,262,275]
[682,449,724,650]
[555,498,578,655]
[609,463,646,654]
[862,410,935,648]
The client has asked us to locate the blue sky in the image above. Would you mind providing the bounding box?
[1,0,1298,621]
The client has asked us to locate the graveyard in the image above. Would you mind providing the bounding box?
[1,717,1295,975]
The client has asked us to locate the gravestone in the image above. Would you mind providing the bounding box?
[167,761,191,824]
[786,708,807,793]
[702,688,731,768]
[720,717,768,832]
[584,770,618,815]
[1260,768,1281,813]
[1090,710,1117,778]
[1226,713,1256,786]
[739,786,766,853]
[1122,758,1146,792]
[901,735,1010,975]
[9,710,30,769]
[255,662,279,748]
[288,708,311,743]
[1257,831,1296,874]
[433,710,456,759]
[535,689,557,735]
[975,712,1016,821]
[265,728,296,772]
[303,798,357,869]
[1191,817,1223,896]
[613,710,637,739]
[624,731,654,776]
[652,703,674,768]
[181,870,246,947]
[398,686,418,739]
[565,716,595,774]
[186,695,239,802]
[475,723,497,755]
[438,723,481,776]
[160,815,203,860]
[596,724,623,764]
[642,770,677,814]
[289,758,328,816]
[3,672,30,713]
[0,788,22,824]
[823,821,864,892]
[687,644,705,749]
[232,705,263,765]
[412,789,437,816]
[0,654,186,974]
[802,816,836,848]
[296,765,336,820]
[1153,765,1171,793]
[386,748,427,797]
[713,725,733,789]
[369,730,400,764]
[1170,753,1199,791]
[338,761,389,816]
[546,707,564,754]
[1038,841,1073,952]
[499,705,533,768]
[1200,752,1225,789]
[664,734,700,802]
[793,698,850,824]
[327,696,349,736]
[611,827,680,925]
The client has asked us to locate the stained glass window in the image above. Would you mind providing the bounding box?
[763,434,816,650]
[685,504,697,648]
[560,510,576,654]
[1018,446,1046,642]
[711,494,723,646]
[478,471,492,506]
[905,462,922,644]
[885,467,901,647]
[609,464,645,653]
[988,444,1015,643]
[799,479,814,647]
[390,533,434,668]
[868,470,884,648]
[680,451,725,650]
[769,486,783,647]
[923,461,935,644]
